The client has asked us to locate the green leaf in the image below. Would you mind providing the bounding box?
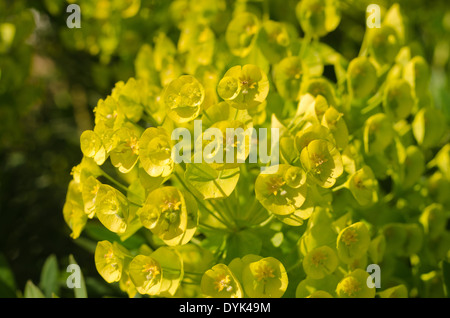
[184,163,240,199]
[24,280,45,298]
[69,255,87,298]
[0,253,16,297]
[39,254,59,298]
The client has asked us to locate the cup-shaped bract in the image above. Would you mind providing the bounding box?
[225,12,259,58]
[164,75,205,123]
[63,180,88,239]
[419,204,446,240]
[296,0,341,38]
[404,56,430,98]
[178,24,215,74]
[95,184,129,234]
[296,273,340,298]
[401,145,425,188]
[93,121,116,155]
[119,269,137,298]
[150,247,184,297]
[184,162,240,200]
[218,64,269,110]
[139,126,174,178]
[300,78,337,107]
[303,245,338,279]
[111,78,144,123]
[129,254,163,295]
[427,171,450,208]
[255,164,307,216]
[280,135,298,165]
[202,101,253,128]
[378,285,408,298]
[258,20,290,63]
[273,56,304,101]
[139,186,198,246]
[347,56,378,100]
[296,94,330,125]
[80,130,107,165]
[383,79,414,121]
[412,106,446,148]
[363,113,394,155]
[242,257,288,298]
[369,25,401,65]
[95,240,131,284]
[94,95,125,131]
[298,206,337,255]
[336,268,375,298]
[321,106,349,151]
[347,165,378,206]
[283,165,307,189]
[434,144,450,180]
[295,124,335,154]
[81,175,102,218]
[201,264,243,298]
[201,119,252,170]
[336,222,371,264]
[300,139,343,188]
[153,32,181,86]
[110,126,141,173]
[274,187,316,226]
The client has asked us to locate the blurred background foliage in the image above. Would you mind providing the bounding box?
[0,0,449,297]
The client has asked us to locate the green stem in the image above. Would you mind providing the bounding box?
[214,171,237,222]
[249,213,274,228]
[202,110,214,123]
[244,196,259,222]
[219,197,237,225]
[300,33,312,59]
[100,169,144,206]
[198,223,229,233]
[101,169,129,192]
[128,200,143,208]
[233,186,240,212]
[332,182,348,192]
[234,109,240,120]
[187,164,237,228]
[358,28,370,57]
[286,259,303,273]
[173,171,233,229]
[214,235,228,262]
[247,204,267,225]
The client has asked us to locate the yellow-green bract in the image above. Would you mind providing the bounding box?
[61,0,450,299]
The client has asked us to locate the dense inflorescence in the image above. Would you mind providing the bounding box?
[63,0,450,298]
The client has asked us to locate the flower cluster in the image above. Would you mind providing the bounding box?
[63,0,449,298]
